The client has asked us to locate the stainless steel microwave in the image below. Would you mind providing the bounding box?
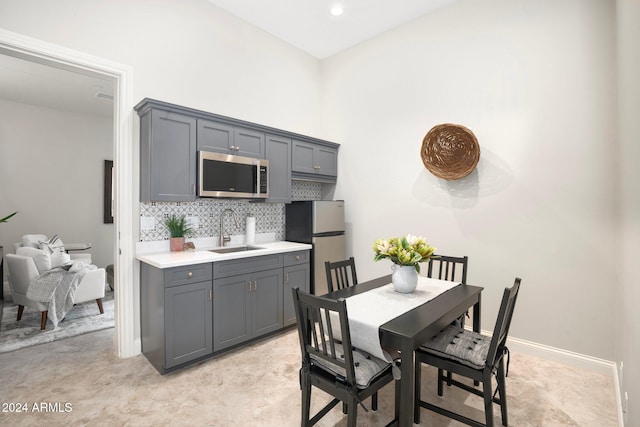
[198,151,269,199]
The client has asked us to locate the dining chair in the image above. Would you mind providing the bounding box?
[413,277,522,427]
[427,254,468,284]
[292,287,399,427]
[324,257,358,293]
[427,254,470,385]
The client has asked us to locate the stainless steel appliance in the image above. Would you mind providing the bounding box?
[285,200,346,295]
[198,151,269,199]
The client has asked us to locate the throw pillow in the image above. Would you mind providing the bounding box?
[38,235,71,268]
[16,246,51,273]
[21,234,48,248]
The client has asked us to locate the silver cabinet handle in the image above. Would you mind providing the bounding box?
[248,281,252,291]
[285,274,289,283]
[295,255,300,261]
[188,272,193,278]
[208,289,212,301]
[253,281,257,291]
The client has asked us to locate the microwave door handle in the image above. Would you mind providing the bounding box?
[256,162,260,197]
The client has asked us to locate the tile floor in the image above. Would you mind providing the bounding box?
[0,328,619,426]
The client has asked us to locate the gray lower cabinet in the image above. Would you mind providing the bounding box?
[140,249,309,374]
[137,108,197,202]
[140,263,213,374]
[283,251,310,327]
[292,139,338,181]
[213,256,284,352]
[266,134,292,203]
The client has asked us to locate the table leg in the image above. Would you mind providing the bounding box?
[473,294,481,332]
[398,341,415,427]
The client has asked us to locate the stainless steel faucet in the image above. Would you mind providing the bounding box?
[219,208,240,247]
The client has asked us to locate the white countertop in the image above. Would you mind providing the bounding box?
[136,241,311,269]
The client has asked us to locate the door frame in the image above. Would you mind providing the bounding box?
[0,28,139,357]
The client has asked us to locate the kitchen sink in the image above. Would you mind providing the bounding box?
[209,245,264,254]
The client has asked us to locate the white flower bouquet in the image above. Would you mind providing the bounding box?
[373,234,436,273]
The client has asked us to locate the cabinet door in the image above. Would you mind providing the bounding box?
[291,140,317,175]
[143,110,196,201]
[283,263,310,327]
[251,268,283,337]
[197,119,234,153]
[265,134,291,203]
[213,274,251,352]
[316,146,338,177]
[165,281,213,369]
[234,127,265,158]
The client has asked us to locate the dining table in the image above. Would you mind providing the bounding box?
[325,274,483,427]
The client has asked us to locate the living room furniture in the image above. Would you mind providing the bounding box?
[5,252,106,330]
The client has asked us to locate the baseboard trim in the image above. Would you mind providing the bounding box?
[502,334,623,426]
[505,335,614,375]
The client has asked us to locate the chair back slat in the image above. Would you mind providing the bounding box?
[325,257,358,293]
[293,287,356,385]
[486,278,521,367]
[427,254,468,284]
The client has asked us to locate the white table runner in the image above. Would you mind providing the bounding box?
[345,276,459,362]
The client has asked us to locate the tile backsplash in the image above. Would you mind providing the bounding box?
[139,180,322,242]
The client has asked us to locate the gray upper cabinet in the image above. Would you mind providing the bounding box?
[138,108,197,202]
[265,134,292,203]
[136,98,339,201]
[196,119,234,153]
[292,139,338,181]
[234,127,265,158]
[197,118,265,159]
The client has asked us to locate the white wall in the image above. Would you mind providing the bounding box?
[0,0,322,137]
[0,0,322,349]
[0,100,114,271]
[0,0,628,371]
[616,0,640,422]
[322,0,617,360]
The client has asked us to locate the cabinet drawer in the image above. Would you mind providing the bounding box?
[164,263,212,288]
[284,250,310,267]
[214,254,283,279]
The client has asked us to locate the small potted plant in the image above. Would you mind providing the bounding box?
[164,214,193,252]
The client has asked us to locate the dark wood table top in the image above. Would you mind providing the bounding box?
[326,274,483,351]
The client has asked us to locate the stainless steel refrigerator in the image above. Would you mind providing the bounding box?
[285,200,346,296]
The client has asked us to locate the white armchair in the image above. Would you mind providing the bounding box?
[6,250,106,330]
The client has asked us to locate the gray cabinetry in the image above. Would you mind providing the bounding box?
[138,108,197,202]
[140,263,213,374]
[292,139,338,181]
[197,118,265,158]
[213,255,284,352]
[283,251,310,327]
[265,134,292,203]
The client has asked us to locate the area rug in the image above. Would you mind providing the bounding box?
[0,290,114,353]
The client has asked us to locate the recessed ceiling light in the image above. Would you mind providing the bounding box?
[330,5,344,16]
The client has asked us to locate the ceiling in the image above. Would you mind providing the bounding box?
[0,54,114,117]
[0,0,453,116]
[207,0,455,59]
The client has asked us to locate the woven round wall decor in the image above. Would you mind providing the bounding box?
[420,123,480,180]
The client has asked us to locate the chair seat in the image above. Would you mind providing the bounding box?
[311,344,390,389]
[419,324,491,370]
